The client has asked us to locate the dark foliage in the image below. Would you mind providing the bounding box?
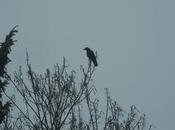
[0,26,18,124]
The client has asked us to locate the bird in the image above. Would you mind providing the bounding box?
[83,47,98,66]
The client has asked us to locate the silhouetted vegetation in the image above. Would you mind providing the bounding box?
[0,27,153,130]
[0,26,18,126]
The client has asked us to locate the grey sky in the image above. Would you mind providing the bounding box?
[0,0,175,130]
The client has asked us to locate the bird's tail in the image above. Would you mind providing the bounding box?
[94,60,98,66]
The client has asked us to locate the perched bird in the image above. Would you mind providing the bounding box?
[83,47,98,66]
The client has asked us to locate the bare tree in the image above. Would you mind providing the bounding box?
[104,88,153,130]
[2,53,153,130]
[0,27,154,130]
[80,61,102,130]
[3,50,97,130]
[3,56,153,130]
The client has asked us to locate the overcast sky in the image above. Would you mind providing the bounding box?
[0,0,175,130]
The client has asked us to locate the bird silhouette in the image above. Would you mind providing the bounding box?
[83,47,98,66]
